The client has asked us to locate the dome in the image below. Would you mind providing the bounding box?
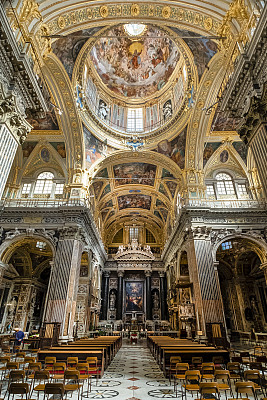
[76,24,195,145]
[90,24,181,99]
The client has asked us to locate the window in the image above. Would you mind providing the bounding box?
[238,184,247,195]
[127,108,143,132]
[55,183,64,194]
[221,241,232,250]
[216,173,235,196]
[129,226,139,242]
[206,185,215,197]
[34,172,54,195]
[21,183,31,194]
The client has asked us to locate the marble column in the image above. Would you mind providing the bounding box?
[43,228,84,338]
[160,272,167,320]
[116,271,124,320]
[145,271,152,320]
[186,228,226,336]
[101,271,110,321]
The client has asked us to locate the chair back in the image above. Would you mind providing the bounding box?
[86,357,98,366]
[34,370,50,381]
[64,370,80,381]
[67,357,78,366]
[185,370,201,383]
[28,362,42,372]
[77,363,89,375]
[170,356,182,366]
[192,357,203,365]
[0,356,10,364]
[44,383,64,395]
[9,370,25,381]
[44,357,56,366]
[8,382,29,395]
[227,362,241,371]
[202,363,215,373]
[235,381,255,395]
[176,363,189,373]
[6,362,19,370]
[199,382,219,395]
[215,369,230,380]
[244,369,260,381]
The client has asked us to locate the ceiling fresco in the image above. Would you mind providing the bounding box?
[156,126,187,169]
[51,27,104,79]
[168,27,218,80]
[90,25,181,99]
[113,163,157,186]
[117,194,151,210]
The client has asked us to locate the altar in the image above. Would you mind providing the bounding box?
[100,240,169,329]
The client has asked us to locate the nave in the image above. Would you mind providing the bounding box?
[1,337,266,400]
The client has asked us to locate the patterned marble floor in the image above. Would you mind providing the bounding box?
[85,339,175,399]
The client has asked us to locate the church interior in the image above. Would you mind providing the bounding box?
[0,0,266,398]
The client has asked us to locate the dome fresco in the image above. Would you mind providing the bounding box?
[90,25,181,99]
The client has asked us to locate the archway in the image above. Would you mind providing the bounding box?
[0,237,53,333]
[216,238,267,339]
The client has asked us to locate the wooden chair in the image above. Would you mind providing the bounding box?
[201,362,215,381]
[192,357,203,369]
[31,370,50,400]
[169,356,182,381]
[182,370,201,400]
[64,369,82,400]
[7,382,30,400]
[244,369,265,396]
[44,382,65,400]
[215,369,233,399]
[86,357,100,383]
[212,356,225,370]
[199,382,220,400]
[227,362,242,382]
[235,381,256,400]
[44,356,56,372]
[51,362,66,380]
[67,357,78,369]
[174,363,189,395]
[77,363,91,393]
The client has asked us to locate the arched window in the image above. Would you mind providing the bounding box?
[215,173,235,196]
[206,171,249,200]
[20,171,65,199]
[34,172,54,195]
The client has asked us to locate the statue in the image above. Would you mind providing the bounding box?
[152,292,159,310]
[109,291,116,310]
[131,239,138,251]
[117,245,125,255]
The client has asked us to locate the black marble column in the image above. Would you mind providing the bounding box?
[160,272,166,320]
[116,271,124,320]
[146,271,152,320]
[101,271,110,320]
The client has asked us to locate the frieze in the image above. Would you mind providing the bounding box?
[47,4,220,36]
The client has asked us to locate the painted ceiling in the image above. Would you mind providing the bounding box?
[90,155,182,242]
[89,25,181,99]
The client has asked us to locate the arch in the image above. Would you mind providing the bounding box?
[0,233,56,265]
[212,234,267,264]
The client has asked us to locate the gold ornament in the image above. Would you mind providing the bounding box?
[131,4,140,17]
[100,6,109,18]
[57,16,65,29]
[87,8,93,19]
[162,6,171,19]
[204,17,213,31]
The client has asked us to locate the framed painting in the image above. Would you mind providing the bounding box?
[125,281,143,312]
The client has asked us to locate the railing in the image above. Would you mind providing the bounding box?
[0,198,94,210]
[179,198,267,209]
